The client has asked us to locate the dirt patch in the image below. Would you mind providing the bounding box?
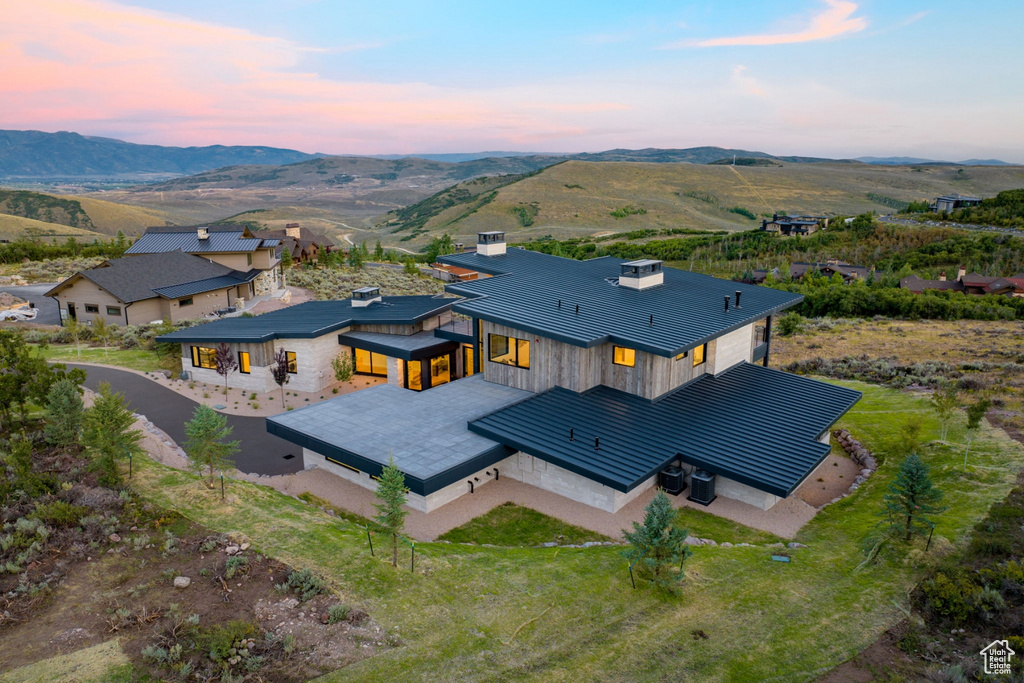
[795,453,861,508]
[817,622,920,682]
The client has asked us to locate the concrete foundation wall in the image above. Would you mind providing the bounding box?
[502,452,656,512]
[710,473,781,510]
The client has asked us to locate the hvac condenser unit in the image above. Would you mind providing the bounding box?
[688,469,717,506]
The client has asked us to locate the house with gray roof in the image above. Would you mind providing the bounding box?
[760,213,828,236]
[259,232,860,514]
[45,251,263,325]
[126,224,283,298]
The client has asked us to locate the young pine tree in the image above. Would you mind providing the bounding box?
[621,490,692,591]
[373,455,408,568]
[83,383,144,487]
[882,454,946,542]
[44,378,84,448]
[184,404,240,489]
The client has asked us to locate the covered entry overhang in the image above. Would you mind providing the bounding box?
[337,330,459,361]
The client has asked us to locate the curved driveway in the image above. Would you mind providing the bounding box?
[67,364,303,476]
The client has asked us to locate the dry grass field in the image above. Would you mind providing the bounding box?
[0,213,106,241]
[64,194,171,235]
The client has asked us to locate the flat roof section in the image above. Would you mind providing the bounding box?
[266,376,532,496]
[468,362,861,498]
[439,248,802,358]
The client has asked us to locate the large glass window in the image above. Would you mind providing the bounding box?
[430,354,451,386]
[613,346,636,367]
[489,333,530,368]
[354,349,387,376]
[191,346,217,369]
[406,360,423,391]
[462,344,475,377]
[238,351,250,374]
[692,343,707,367]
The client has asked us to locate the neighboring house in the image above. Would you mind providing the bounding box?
[265,232,861,514]
[251,224,326,264]
[126,225,283,297]
[45,251,263,325]
[749,260,879,284]
[900,265,1024,296]
[760,214,828,236]
[157,287,459,393]
[431,263,480,282]
[931,194,982,213]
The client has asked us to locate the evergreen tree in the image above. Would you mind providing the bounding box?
[373,455,408,567]
[403,257,419,275]
[374,240,384,261]
[930,383,959,441]
[83,382,144,487]
[347,248,364,269]
[621,490,691,590]
[184,404,240,488]
[882,454,946,541]
[214,342,238,395]
[963,398,991,469]
[45,379,84,448]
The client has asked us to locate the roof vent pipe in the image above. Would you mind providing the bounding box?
[724,295,730,312]
[735,290,742,308]
[569,428,575,442]
[575,304,580,315]
[649,314,654,326]
[594,437,600,450]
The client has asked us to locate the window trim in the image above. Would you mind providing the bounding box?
[178,297,194,307]
[612,346,636,367]
[488,333,530,369]
[238,351,250,374]
[191,345,217,370]
[105,305,121,316]
[285,351,297,374]
[692,343,707,367]
[84,304,100,314]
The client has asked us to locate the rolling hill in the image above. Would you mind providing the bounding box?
[0,129,321,178]
[0,213,107,241]
[380,160,1024,248]
[0,189,170,237]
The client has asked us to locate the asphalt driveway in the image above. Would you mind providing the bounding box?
[66,364,303,476]
[0,283,62,325]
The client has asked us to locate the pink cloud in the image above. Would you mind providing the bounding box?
[664,0,867,49]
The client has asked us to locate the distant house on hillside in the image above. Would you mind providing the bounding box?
[931,194,982,213]
[749,260,879,284]
[760,214,829,236]
[251,224,327,264]
[46,251,264,325]
[900,266,1024,297]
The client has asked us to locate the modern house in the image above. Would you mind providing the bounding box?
[900,265,1024,297]
[251,224,326,264]
[125,225,283,298]
[760,214,828,236]
[45,251,267,325]
[157,288,461,394]
[749,260,880,284]
[931,194,982,213]
[264,232,861,514]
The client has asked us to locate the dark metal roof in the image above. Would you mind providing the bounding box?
[156,296,456,344]
[45,252,241,303]
[438,248,802,358]
[151,274,252,299]
[126,225,275,255]
[337,330,459,361]
[468,362,861,498]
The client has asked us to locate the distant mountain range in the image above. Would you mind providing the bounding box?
[0,129,1017,179]
[0,129,323,177]
[854,156,1014,166]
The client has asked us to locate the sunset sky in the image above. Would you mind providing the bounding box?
[2,1,1022,160]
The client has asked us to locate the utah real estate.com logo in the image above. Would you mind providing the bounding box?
[980,640,1015,676]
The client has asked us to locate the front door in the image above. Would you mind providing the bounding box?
[67,303,76,320]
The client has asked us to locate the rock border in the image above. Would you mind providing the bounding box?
[827,428,878,505]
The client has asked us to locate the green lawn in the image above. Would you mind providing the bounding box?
[437,502,612,546]
[33,344,170,373]
[62,381,1024,681]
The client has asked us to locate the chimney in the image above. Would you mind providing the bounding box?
[939,271,947,282]
[618,260,664,290]
[772,213,778,222]
[351,286,382,307]
[454,242,465,253]
[957,265,966,281]
[197,227,210,240]
[477,231,506,257]
[284,223,301,239]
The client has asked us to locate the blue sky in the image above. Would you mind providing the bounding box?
[3,1,1023,159]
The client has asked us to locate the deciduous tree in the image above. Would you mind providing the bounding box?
[271,348,291,404]
[214,342,238,395]
[963,398,991,469]
[930,384,959,441]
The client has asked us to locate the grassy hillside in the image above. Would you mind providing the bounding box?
[0,213,106,241]
[0,188,169,237]
[380,160,1024,249]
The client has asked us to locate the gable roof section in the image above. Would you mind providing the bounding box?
[439,248,801,357]
[126,224,276,255]
[46,252,243,303]
[156,296,456,344]
[468,362,861,498]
